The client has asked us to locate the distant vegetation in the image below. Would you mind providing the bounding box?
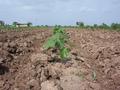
[76,21,120,30]
[0,20,120,31]
[0,21,33,30]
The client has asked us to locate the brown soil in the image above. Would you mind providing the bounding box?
[0,29,120,90]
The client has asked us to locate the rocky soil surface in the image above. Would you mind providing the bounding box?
[0,29,120,90]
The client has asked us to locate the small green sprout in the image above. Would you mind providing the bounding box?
[43,26,70,60]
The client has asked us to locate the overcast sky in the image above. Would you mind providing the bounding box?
[0,0,120,25]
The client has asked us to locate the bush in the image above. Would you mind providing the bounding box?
[43,26,70,60]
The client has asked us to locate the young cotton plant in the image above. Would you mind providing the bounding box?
[43,26,69,60]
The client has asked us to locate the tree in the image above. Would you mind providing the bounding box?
[27,22,32,27]
[45,25,48,27]
[0,20,5,26]
[12,22,18,27]
[93,24,98,28]
[111,23,120,30]
[98,23,109,29]
[85,25,91,29]
[76,22,84,28]
[102,23,109,29]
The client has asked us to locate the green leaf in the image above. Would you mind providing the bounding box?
[56,38,65,48]
[60,48,69,59]
[43,37,56,49]
[43,40,55,49]
[53,26,65,34]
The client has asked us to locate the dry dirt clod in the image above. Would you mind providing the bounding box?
[0,58,4,63]
[41,80,62,90]
[60,75,89,90]
[31,53,50,66]
[0,80,5,87]
[27,79,40,90]
[40,69,48,82]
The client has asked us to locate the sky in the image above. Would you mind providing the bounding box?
[0,0,120,25]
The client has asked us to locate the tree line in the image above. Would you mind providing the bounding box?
[76,22,120,30]
[0,20,120,30]
[0,20,32,28]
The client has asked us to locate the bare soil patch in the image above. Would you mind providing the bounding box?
[0,29,120,90]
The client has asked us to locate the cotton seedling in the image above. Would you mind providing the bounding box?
[43,26,69,60]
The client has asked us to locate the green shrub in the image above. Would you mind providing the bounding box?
[43,26,70,60]
[76,22,84,28]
